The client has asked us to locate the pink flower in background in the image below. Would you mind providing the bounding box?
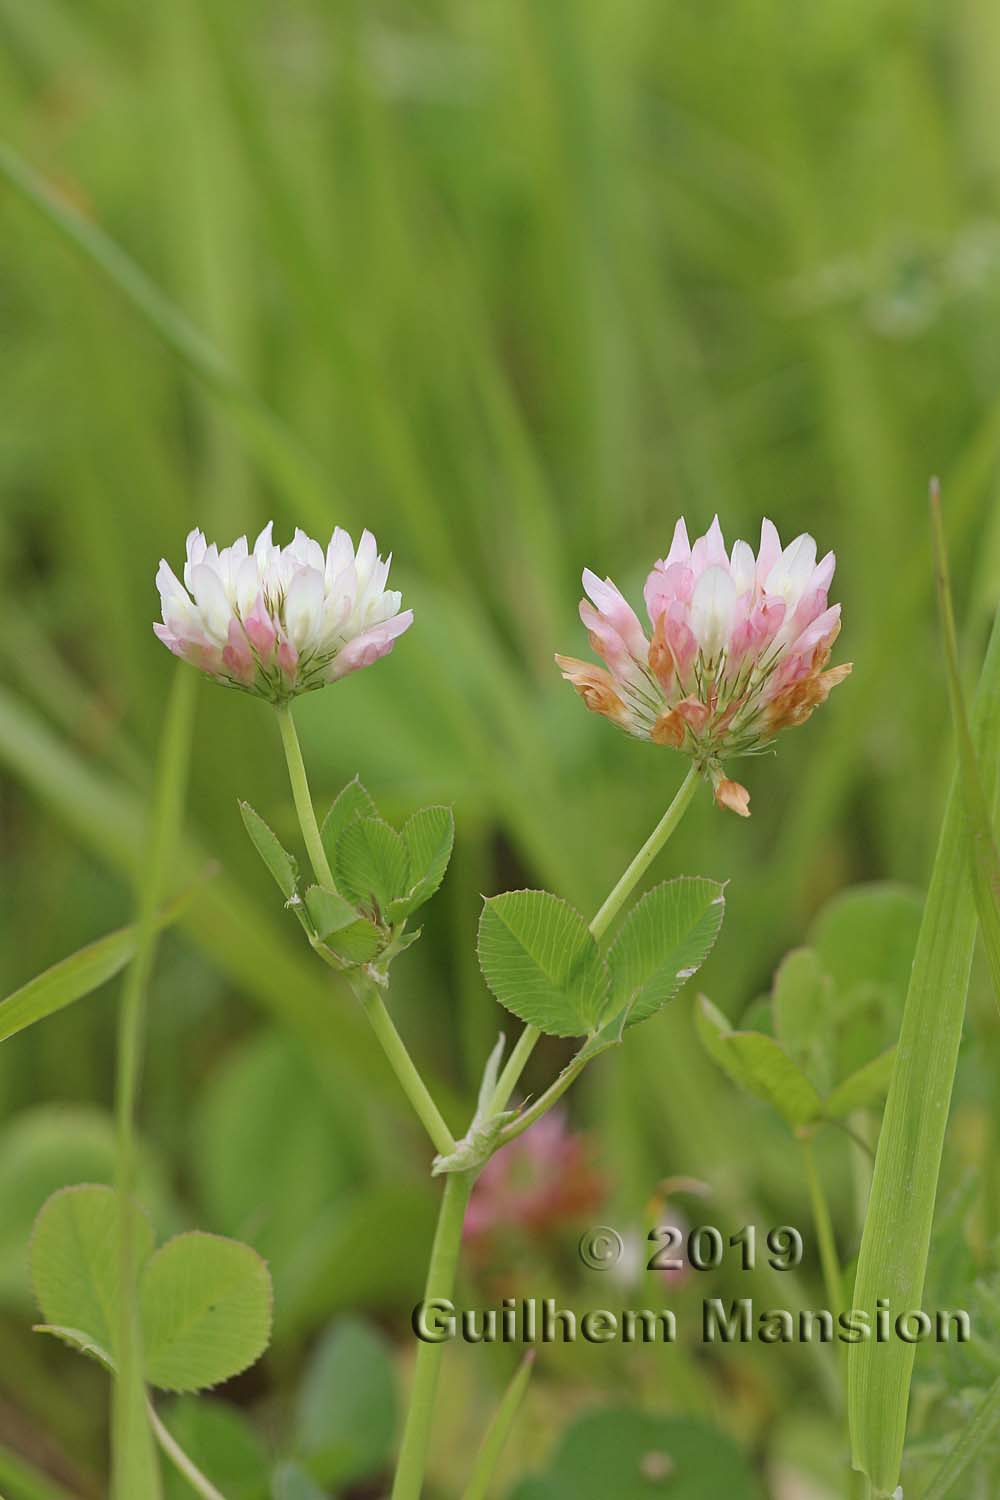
[557,516,851,815]
[154,522,412,702]
[464,1112,605,1247]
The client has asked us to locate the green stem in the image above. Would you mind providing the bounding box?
[391,1171,474,1500]
[355,978,456,1158]
[113,667,198,1500]
[275,704,455,1155]
[392,767,705,1500]
[490,765,702,1114]
[490,1021,540,1114]
[589,764,701,941]
[274,702,335,888]
[148,1403,228,1500]
[800,1135,842,1324]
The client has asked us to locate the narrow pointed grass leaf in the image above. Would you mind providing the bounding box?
[696,996,823,1128]
[478,891,610,1037]
[847,608,1000,1494]
[0,144,332,527]
[922,1374,1000,1500]
[605,878,725,1027]
[931,480,1000,1007]
[462,1351,536,1500]
[139,1232,273,1393]
[0,881,196,1046]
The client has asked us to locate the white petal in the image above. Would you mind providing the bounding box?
[689,564,737,659]
[189,563,235,641]
[730,540,756,595]
[765,532,817,603]
[284,568,326,651]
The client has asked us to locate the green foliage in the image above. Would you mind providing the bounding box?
[190,1030,363,1298]
[695,885,924,1133]
[386,806,456,922]
[478,891,609,1037]
[291,1317,396,1487]
[606,878,726,1028]
[243,779,454,970]
[508,1408,764,1499]
[335,816,410,915]
[239,802,299,904]
[0,1106,171,1308]
[32,1186,155,1367]
[849,612,1000,1494]
[162,1399,270,1500]
[696,997,823,1129]
[320,777,379,875]
[140,1232,273,1393]
[31,1187,273,1395]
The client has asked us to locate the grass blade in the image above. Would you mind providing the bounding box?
[922,1375,1000,1499]
[847,606,1000,1493]
[462,1351,536,1500]
[113,666,199,1500]
[0,143,330,526]
[0,886,196,1046]
[930,477,1000,1005]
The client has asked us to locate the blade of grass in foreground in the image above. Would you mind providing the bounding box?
[930,478,1000,1007]
[847,606,1000,1494]
[0,143,330,529]
[462,1352,536,1500]
[0,884,201,1046]
[112,666,198,1500]
[922,1373,1000,1499]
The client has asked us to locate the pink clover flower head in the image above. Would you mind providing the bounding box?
[154,521,413,702]
[557,515,851,815]
[464,1110,605,1246]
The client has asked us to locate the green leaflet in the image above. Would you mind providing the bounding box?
[848,608,1000,1494]
[605,878,726,1028]
[31,1188,273,1396]
[478,890,609,1037]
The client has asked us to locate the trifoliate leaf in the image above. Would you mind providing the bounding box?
[478,890,609,1037]
[140,1232,272,1392]
[605,877,725,1029]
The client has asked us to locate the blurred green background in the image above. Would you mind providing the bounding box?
[3,1,1000,1496]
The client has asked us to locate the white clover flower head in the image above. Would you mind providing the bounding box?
[154,521,413,702]
[556,515,852,816]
